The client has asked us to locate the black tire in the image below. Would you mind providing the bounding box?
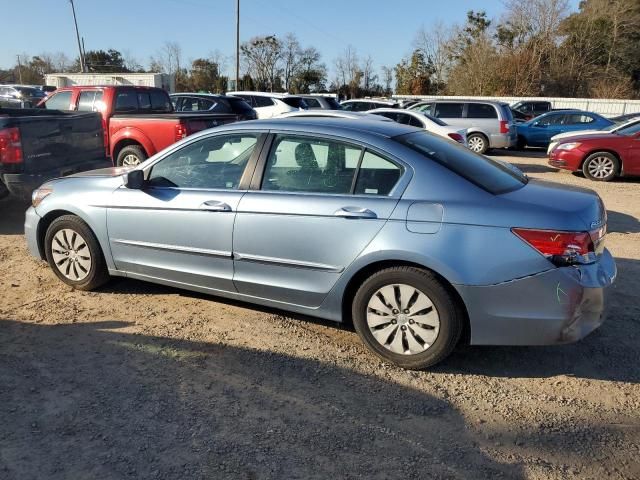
[44,215,110,291]
[351,266,463,370]
[116,145,147,167]
[516,135,527,150]
[582,152,619,182]
[467,133,489,154]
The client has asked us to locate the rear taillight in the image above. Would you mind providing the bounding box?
[512,227,604,266]
[0,127,23,165]
[447,132,464,143]
[499,120,509,134]
[175,124,189,142]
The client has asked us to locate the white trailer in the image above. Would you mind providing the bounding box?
[44,73,175,92]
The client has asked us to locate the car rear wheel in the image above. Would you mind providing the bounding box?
[352,267,463,369]
[582,152,619,182]
[467,134,488,154]
[44,215,110,290]
[117,145,147,167]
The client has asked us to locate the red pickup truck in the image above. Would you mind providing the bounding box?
[39,86,237,166]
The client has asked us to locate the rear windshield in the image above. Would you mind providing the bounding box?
[324,97,341,109]
[421,113,447,126]
[500,104,514,122]
[227,97,254,113]
[617,122,640,136]
[396,131,527,194]
[281,97,308,109]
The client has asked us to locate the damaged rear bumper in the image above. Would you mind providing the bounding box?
[456,248,617,345]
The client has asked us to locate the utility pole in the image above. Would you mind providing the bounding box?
[69,0,85,72]
[16,55,23,84]
[235,0,240,90]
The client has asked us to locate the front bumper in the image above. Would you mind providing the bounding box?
[548,148,584,172]
[456,248,616,345]
[24,206,42,259]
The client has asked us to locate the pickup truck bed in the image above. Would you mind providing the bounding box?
[0,108,110,199]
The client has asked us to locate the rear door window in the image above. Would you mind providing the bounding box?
[467,103,498,119]
[434,103,463,118]
[150,91,172,112]
[43,91,73,110]
[77,91,97,111]
[261,135,361,194]
[115,91,139,112]
[354,151,403,196]
[565,114,595,124]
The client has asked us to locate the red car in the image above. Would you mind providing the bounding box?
[549,121,640,181]
[39,86,236,166]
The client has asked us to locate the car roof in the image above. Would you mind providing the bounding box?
[208,117,417,138]
[170,93,241,100]
[342,99,396,104]
[228,91,301,99]
[279,111,392,121]
[430,99,510,106]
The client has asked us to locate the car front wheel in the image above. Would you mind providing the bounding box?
[352,267,463,369]
[582,152,619,182]
[44,215,110,290]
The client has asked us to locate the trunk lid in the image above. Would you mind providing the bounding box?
[498,178,606,232]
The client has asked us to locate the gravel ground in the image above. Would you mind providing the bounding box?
[0,151,639,479]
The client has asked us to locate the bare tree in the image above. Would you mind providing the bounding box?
[280,33,302,91]
[241,35,282,91]
[149,42,183,75]
[414,22,452,93]
[381,66,394,95]
[334,46,361,98]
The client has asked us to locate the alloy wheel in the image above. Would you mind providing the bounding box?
[468,136,485,153]
[366,283,440,355]
[50,228,92,281]
[121,154,141,166]
[587,156,615,179]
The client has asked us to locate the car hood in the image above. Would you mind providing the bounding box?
[68,166,133,178]
[556,133,623,144]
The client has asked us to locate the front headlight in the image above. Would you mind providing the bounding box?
[32,186,53,207]
[556,142,581,151]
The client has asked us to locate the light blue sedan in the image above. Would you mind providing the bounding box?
[25,118,616,369]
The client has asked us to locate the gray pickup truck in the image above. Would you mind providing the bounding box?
[0,108,109,200]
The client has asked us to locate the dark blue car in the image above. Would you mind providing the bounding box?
[516,110,614,148]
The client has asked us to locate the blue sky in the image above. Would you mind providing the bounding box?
[2,0,580,77]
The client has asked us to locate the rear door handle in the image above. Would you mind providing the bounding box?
[334,207,377,219]
[199,200,232,212]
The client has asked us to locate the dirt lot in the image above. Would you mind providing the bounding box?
[0,151,639,480]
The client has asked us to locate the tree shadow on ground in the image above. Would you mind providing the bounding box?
[0,318,523,480]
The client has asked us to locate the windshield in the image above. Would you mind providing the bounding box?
[396,131,528,194]
[617,121,640,136]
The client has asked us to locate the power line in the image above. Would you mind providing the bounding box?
[69,0,86,72]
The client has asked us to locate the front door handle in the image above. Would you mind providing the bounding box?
[199,200,232,212]
[334,207,377,219]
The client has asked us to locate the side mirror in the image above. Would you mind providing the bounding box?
[125,169,145,189]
